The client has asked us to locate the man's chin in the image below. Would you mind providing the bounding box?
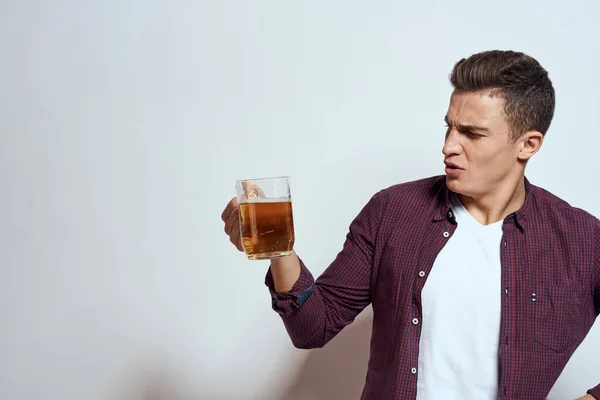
[445,174,459,184]
[445,175,462,191]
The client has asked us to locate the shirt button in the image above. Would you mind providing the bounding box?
[418,271,426,277]
[447,211,453,219]
[411,367,417,374]
[412,318,419,325]
[443,231,450,238]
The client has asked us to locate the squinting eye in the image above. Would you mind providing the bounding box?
[466,131,482,139]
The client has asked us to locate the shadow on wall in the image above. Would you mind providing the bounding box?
[278,307,373,400]
[113,311,372,400]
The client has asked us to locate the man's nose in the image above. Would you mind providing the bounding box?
[442,129,461,157]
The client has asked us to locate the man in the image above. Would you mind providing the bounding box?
[221,50,600,399]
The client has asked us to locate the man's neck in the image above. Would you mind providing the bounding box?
[457,175,527,226]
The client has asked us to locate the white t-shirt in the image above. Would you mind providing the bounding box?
[416,194,503,400]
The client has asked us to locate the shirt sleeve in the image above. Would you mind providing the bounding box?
[588,219,600,399]
[264,190,385,349]
[264,258,316,316]
[593,218,600,317]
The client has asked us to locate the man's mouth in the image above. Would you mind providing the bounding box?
[444,162,463,170]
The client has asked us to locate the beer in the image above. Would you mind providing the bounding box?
[239,199,295,259]
[235,176,294,260]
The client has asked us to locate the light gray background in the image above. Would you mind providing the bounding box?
[1,1,598,399]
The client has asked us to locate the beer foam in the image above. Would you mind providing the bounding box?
[240,196,291,204]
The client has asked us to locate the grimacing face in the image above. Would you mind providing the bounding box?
[442,90,542,200]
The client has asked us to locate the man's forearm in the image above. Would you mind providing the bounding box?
[270,250,301,293]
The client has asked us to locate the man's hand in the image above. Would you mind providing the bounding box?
[221,194,301,293]
[221,197,244,252]
[575,394,596,400]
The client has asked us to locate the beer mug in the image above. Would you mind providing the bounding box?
[235,176,295,260]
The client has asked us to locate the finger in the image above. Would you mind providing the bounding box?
[224,207,239,236]
[229,220,244,251]
[221,197,238,222]
[241,182,266,199]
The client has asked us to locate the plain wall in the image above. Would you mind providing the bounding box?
[1,1,599,399]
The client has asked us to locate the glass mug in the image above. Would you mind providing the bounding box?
[235,176,295,260]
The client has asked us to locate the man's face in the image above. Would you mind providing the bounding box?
[442,90,522,198]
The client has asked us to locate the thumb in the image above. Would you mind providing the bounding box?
[241,181,266,199]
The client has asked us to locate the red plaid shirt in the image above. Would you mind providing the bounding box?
[266,175,600,399]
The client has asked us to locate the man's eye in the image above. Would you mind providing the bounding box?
[465,131,482,138]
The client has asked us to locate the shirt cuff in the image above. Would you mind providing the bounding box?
[264,257,315,316]
[588,384,600,399]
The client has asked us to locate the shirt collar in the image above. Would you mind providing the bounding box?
[434,176,533,231]
[433,179,455,223]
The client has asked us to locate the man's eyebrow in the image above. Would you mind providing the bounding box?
[444,115,489,132]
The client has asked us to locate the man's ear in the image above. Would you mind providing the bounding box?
[517,131,544,161]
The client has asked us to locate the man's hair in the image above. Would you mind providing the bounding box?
[450,50,555,141]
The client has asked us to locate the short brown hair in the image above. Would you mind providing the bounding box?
[450,50,555,141]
